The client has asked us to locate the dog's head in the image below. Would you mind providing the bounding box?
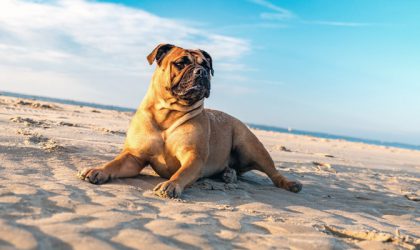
[147,44,214,105]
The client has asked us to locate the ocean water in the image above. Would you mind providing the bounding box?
[248,123,420,151]
[1,91,136,113]
[2,91,419,151]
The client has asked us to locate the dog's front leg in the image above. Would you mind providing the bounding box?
[79,151,147,184]
[154,152,204,198]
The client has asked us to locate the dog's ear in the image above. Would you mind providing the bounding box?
[147,44,175,66]
[199,49,214,76]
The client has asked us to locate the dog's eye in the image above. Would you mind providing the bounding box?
[174,62,185,69]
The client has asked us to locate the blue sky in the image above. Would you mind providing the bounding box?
[0,0,419,145]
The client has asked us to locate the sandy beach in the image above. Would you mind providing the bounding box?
[0,95,419,250]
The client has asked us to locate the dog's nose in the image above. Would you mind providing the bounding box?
[193,68,207,77]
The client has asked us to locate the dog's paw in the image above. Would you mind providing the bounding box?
[286,181,303,193]
[153,180,183,198]
[222,167,237,184]
[78,167,110,185]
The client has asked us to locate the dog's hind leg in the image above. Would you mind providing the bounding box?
[232,125,302,193]
[78,151,147,184]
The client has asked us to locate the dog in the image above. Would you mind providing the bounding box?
[79,44,302,198]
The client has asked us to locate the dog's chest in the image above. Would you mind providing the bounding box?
[149,146,181,178]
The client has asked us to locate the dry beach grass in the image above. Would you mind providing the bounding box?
[0,95,419,249]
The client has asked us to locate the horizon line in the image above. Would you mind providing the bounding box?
[1,90,419,151]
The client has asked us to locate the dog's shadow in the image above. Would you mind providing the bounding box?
[106,163,419,223]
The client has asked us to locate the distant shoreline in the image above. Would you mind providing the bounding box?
[0,90,136,113]
[248,124,420,151]
[1,90,419,151]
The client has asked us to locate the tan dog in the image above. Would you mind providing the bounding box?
[79,44,302,198]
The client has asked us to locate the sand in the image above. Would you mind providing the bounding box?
[0,95,419,250]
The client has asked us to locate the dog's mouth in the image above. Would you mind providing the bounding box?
[171,68,210,105]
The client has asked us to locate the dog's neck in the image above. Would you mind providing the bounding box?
[156,98,203,112]
[139,84,204,138]
[159,99,204,140]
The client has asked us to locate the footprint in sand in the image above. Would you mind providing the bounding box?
[271,145,293,152]
[10,116,79,129]
[312,161,337,173]
[18,131,63,152]
[314,153,335,158]
[94,127,126,136]
[10,116,52,128]
[404,193,420,202]
[323,225,419,249]
[15,100,55,109]
[57,121,79,127]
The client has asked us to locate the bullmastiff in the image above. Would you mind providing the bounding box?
[79,44,302,198]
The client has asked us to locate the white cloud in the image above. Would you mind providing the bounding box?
[249,0,295,20]
[214,23,289,32]
[302,20,373,27]
[249,0,374,28]
[0,0,250,107]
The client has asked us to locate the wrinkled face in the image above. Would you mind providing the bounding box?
[168,50,212,105]
[148,44,214,106]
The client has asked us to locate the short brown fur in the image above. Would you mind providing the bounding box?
[79,44,302,198]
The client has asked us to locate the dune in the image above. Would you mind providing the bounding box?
[0,95,419,250]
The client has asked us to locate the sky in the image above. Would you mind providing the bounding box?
[0,0,419,145]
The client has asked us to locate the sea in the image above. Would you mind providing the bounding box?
[2,90,419,151]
